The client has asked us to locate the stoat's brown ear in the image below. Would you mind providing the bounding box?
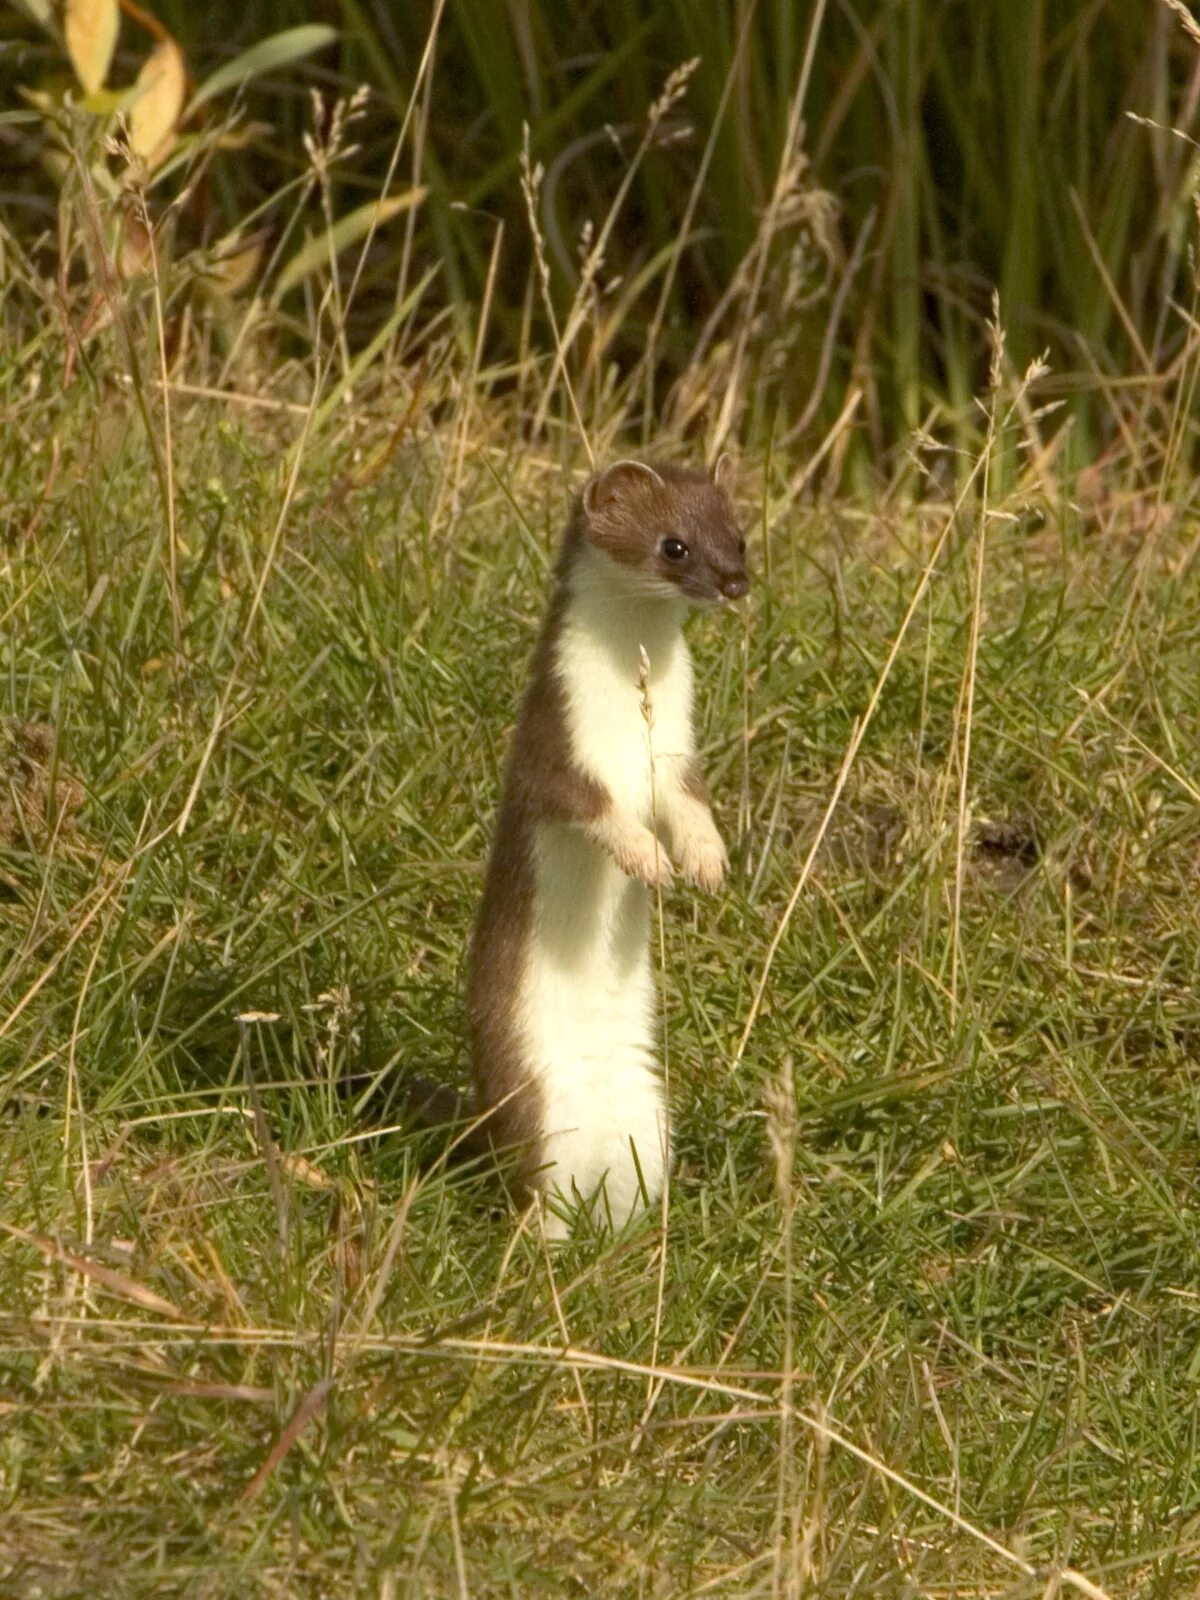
[583,459,664,517]
[712,451,736,493]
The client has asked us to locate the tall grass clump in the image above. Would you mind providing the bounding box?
[6,0,1187,478]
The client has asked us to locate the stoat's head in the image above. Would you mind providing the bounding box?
[578,458,749,606]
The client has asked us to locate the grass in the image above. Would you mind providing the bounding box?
[2,11,1200,1591]
[8,1,1200,472]
[3,306,1200,1596]
[254,0,1200,464]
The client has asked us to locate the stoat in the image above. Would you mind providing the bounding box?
[468,458,748,1237]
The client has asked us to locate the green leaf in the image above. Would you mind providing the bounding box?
[10,0,56,31]
[80,87,128,116]
[187,24,337,114]
[272,191,427,300]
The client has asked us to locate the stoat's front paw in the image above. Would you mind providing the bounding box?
[675,820,728,893]
[612,825,675,889]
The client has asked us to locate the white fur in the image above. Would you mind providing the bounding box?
[514,546,698,1235]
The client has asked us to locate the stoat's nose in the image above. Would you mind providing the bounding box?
[720,573,749,600]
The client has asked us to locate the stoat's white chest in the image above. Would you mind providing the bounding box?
[554,551,696,817]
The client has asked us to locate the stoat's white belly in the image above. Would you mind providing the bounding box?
[513,556,696,1233]
[516,822,666,1235]
[555,557,697,828]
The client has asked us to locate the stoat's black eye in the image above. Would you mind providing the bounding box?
[661,537,688,561]
[737,536,747,555]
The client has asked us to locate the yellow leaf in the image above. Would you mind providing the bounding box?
[128,38,186,170]
[117,203,152,278]
[65,0,119,95]
[209,238,264,296]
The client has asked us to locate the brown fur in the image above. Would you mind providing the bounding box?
[584,462,747,603]
[680,756,711,806]
[466,525,609,1191]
